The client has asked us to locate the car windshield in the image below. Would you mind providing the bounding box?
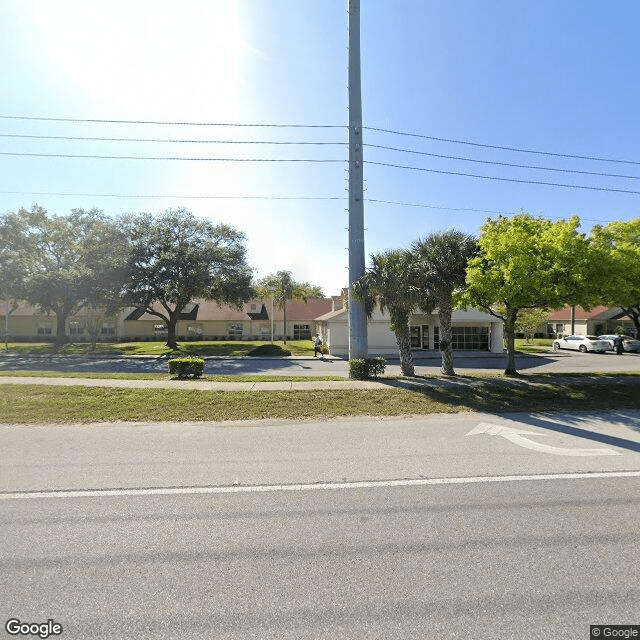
[585,336,600,341]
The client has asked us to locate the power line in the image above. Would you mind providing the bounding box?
[0,188,627,224]
[364,126,640,167]
[0,115,346,128]
[365,144,640,180]
[0,133,346,145]
[0,190,345,201]
[365,199,509,215]
[366,161,640,195]
[2,114,638,166]
[0,152,346,162]
[364,199,621,223]
[4,133,634,179]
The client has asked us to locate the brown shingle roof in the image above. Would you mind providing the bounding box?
[127,298,333,322]
[548,305,615,320]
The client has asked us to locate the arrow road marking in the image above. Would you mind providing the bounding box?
[466,422,620,456]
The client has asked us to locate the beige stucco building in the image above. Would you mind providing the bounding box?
[315,305,504,357]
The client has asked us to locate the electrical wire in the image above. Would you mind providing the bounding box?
[366,161,640,195]
[364,126,640,166]
[0,133,346,145]
[364,144,640,180]
[0,152,346,162]
[4,133,634,180]
[0,190,344,200]
[0,115,346,128]
[0,189,631,224]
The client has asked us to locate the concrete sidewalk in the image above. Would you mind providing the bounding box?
[0,374,461,391]
[2,372,636,392]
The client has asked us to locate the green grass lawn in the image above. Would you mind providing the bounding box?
[514,338,554,354]
[0,370,344,382]
[2,376,639,423]
[3,340,316,356]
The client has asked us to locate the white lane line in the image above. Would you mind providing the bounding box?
[1,471,639,500]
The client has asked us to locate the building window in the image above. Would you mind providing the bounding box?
[186,324,203,337]
[37,324,52,336]
[154,324,167,334]
[451,326,489,350]
[434,326,439,350]
[101,323,115,336]
[69,322,83,336]
[293,324,311,340]
[229,323,243,339]
[410,326,420,348]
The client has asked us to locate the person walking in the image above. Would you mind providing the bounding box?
[313,333,323,357]
[613,334,624,355]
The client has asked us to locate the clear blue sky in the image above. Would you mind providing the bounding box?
[1,1,639,296]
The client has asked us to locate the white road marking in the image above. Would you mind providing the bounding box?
[466,422,620,456]
[1,471,639,500]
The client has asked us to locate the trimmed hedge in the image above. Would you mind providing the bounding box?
[168,357,205,379]
[349,357,386,379]
[246,344,292,357]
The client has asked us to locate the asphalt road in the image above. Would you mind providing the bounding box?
[2,411,639,639]
[2,477,638,640]
[1,350,640,376]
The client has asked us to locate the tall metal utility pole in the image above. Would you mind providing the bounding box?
[347,0,368,360]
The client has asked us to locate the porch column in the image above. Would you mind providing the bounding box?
[490,321,504,353]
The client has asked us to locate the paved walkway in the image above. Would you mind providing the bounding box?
[1,372,638,392]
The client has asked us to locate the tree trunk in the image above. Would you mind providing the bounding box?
[438,295,455,376]
[165,315,179,350]
[621,306,640,338]
[394,325,415,376]
[283,301,287,344]
[504,306,519,376]
[55,310,68,345]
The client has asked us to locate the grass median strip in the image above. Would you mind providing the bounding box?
[2,377,639,423]
[0,370,345,382]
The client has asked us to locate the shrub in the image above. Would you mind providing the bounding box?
[349,357,386,379]
[168,357,204,379]
[349,359,369,380]
[369,357,386,377]
[247,344,292,357]
[319,343,330,355]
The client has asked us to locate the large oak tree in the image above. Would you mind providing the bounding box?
[122,208,254,349]
[1,206,127,344]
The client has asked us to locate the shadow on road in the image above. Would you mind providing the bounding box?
[508,411,640,454]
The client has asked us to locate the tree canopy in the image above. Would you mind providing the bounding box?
[122,207,254,349]
[354,250,418,376]
[411,230,477,376]
[590,218,640,336]
[0,206,127,343]
[462,214,595,375]
[255,270,324,343]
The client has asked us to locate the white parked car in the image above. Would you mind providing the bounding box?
[552,335,610,353]
[597,334,640,353]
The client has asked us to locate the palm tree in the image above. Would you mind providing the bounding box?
[354,250,419,376]
[256,271,324,344]
[411,230,477,376]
